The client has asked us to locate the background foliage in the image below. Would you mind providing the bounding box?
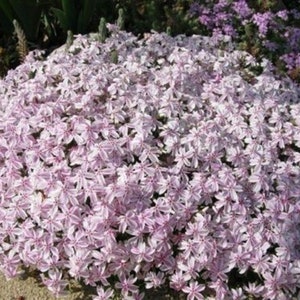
[0,0,201,77]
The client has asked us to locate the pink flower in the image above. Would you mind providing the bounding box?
[227,245,251,273]
[145,271,165,289]
[115,275,138,297]
[209,278,228,300]
[94,287,114,300]
[131,241,155,263]
[67,249,91,279]
[182,281,205,300]
[41,269,68,296]
[1,24,300,300]
[174,148,193,170]
[0,249,21,278]
[230,287,246,300]
[170,271,187,291]
[244,282,265,298]
[263,269,286,300]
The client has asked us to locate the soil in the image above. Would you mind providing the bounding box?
[0,272,85,300]
[0,271,186,300]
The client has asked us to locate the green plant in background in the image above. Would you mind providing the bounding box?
[114,0,201,36]
[0,0,111,77]
[0,0,45,41]
[163,0,202,36]
[0,3,14,36]
[239,0,289,60]
[116,8,125,30]
[65,29,74,51]
[0,0,203,78]
[110,48,119,64]
[0,0,63,77]
[121,0,168,33]
[98,17,108,43]
[51,0,97,33]
[0,47,9,77]
[13,19,28,62]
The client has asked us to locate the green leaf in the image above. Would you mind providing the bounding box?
[117,8,125,30]
[61,0,77,31]
[110,49,118,64]
[8,0,42,40]
[51,7,68,32]
[0,0,15,21]
[98,17,107,43]
[65,30,74,51]
[0,7,14,33]
[77,0,96,33]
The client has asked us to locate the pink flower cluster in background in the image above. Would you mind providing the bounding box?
[0,26,300,299]
[190,0,300,72]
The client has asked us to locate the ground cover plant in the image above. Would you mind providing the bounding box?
[189,0,300,82]
[0,24,300,299]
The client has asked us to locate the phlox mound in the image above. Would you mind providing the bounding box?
[0,25,300,299]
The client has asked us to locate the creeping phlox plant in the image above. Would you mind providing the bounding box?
[0,25,300,300]
[190,0,300,78]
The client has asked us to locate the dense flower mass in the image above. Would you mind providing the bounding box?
[190,0,300,73]
[0,25,300,299]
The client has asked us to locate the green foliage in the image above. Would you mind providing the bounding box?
[98,17,108,43]
[114,0,201,36]
[0,0,203,77]
[51,0,76,33]
[282,0,299,10]
[110,49,118,64]
[0,47,9,77]
[51,0,97,33]
[0,0,200,44]
[0,0,16,34]
[116,8,125,30]
[13,19,28,62]
[163,0,202,36]
[94,0,117,22]
[0,0,45,41]
[65,29,74,51]
[78,0,96,33]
